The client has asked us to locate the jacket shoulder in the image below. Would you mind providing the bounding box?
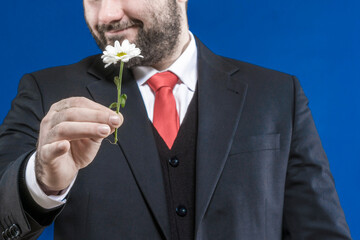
[30,55,100,78]
[195,37,293,81]
[18,55,103,110]
[220,56,293,80]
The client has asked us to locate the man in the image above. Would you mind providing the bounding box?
[0,0,352,239]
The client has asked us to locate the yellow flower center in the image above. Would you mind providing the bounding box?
[117,52,127,57]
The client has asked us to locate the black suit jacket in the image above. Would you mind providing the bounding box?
[0,38,352,239]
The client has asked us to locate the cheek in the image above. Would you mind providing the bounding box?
[85,16,99,36]
[84,4,99,27]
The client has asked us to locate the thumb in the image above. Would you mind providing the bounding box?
[39,140,70,162]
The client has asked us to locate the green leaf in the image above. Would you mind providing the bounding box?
[109,102,118,110]
[120,94,127,108]
[121,94,127,101]
[113,76,120,87]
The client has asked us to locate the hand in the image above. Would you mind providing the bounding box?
[35,97,123,194]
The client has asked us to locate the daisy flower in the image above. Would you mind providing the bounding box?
[101,40,143,68]
[101,40,143,144]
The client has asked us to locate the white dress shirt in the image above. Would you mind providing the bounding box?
[25,32,198,209]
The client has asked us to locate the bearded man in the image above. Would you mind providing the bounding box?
[0,0,352,239]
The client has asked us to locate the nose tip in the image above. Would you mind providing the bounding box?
[98,0,124,24]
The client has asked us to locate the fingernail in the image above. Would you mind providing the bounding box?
[98,125,110,135]
[109,115,121,126]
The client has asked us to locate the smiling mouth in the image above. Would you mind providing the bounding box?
[106,26,136,35]
[98,19,143,36]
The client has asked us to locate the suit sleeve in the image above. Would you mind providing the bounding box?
[283,76,352,239]
[0,74,62,239]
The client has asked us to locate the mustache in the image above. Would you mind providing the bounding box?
[97,19,143,33]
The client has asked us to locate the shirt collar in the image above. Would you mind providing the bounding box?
[132,31,197,92]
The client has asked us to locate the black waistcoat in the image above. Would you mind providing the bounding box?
[151,91,198,240]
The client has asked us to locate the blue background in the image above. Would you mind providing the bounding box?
[1,0,359,239]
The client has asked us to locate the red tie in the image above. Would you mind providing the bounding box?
[147,71,179,149]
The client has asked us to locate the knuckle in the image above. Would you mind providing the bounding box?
[72,96,87,105]
[50,123,66,140]
[40,111,54,128]
[49,102,57,111]
[50,98,67,111]
[55,123,67,138]
[70,97,80,104]
[63,108,76,121]
[40,116,49,127]
[96,111,107,123]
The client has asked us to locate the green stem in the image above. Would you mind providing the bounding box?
[117,61,124,113]
[114,61,124,144]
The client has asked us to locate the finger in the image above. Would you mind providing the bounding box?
[49,108,123,129]
[47,122,111,143]
[39,140,70,162]
[50,97,114,113]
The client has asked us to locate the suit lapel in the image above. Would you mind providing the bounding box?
[194,39,248,235]
[86,57,170,239]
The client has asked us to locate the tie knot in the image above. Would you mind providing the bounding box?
[147,71,178,92]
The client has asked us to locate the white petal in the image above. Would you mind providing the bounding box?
[121,39,130,48]
[105,45,113,52]
[114,40,121,49]
[104,62,113,68]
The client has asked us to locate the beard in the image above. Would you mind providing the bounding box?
[87,1,182,68]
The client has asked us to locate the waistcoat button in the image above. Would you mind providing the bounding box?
[176,205,187,217]
[169,157,179,167]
